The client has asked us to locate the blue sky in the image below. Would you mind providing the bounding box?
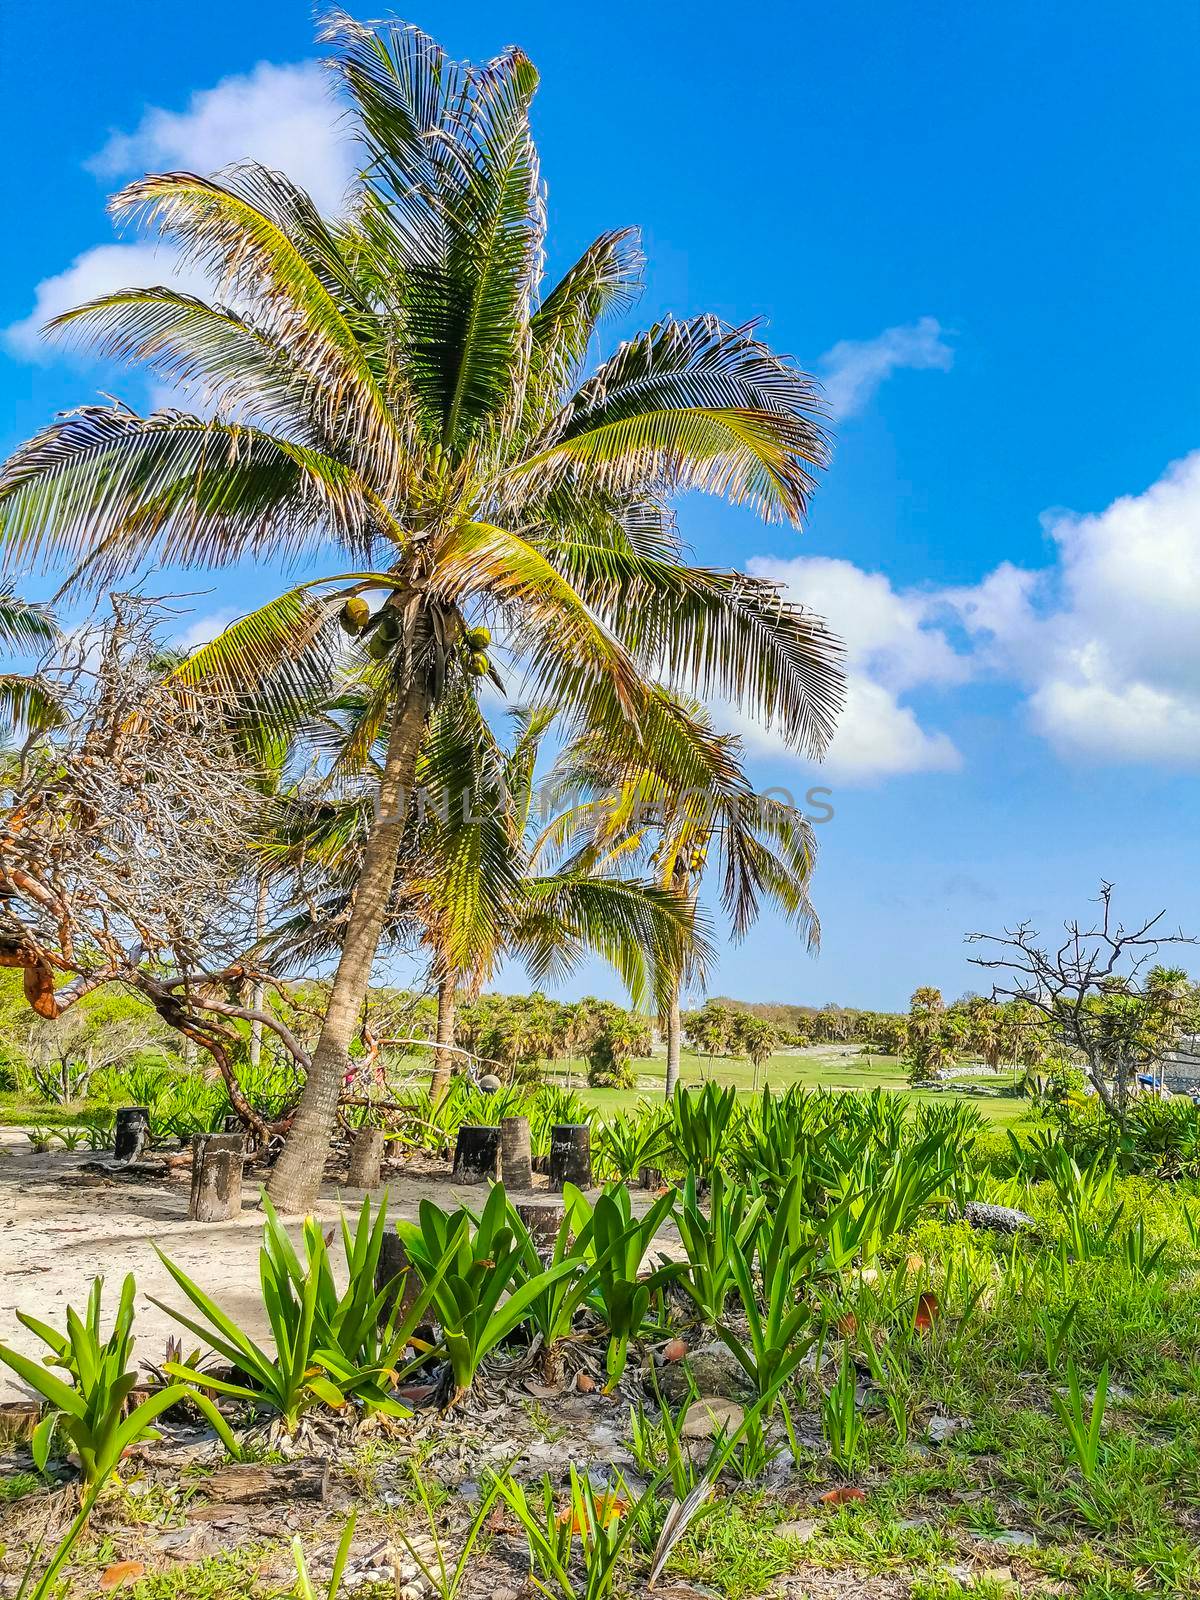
[1,0,1198,1010]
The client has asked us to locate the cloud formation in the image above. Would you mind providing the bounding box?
[5,59,352,360]
[949,450,1200,764]
[818,316,954,418]
[3,243,210,360]
[88,60,352,215]
[735,451,1200,782]
[735,554,966,782]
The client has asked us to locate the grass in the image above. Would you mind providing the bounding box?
[547,1047,1027,1127]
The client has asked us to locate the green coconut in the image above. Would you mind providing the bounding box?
[465,625,492,650]
[339,596,371,634]
[467,651,490,677]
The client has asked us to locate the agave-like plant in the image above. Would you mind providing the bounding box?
[0,16,843,1209]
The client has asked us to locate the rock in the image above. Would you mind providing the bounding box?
[657,1340,753,1403]
[992,1529,1037,1547]
[983,1567,1015,1583]
[927,1414,969,1443]
[681,1397,744,1440]
[956,1201,1038,1235]
[775,1519,818,1542]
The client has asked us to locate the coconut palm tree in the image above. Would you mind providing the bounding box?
[258,683,704,1103]
[549,690,819,1099]
[0,17,841,1206]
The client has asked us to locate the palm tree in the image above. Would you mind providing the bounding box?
[550,690,820,1099]
[259,684,702,1103]
[0,17,841,1207]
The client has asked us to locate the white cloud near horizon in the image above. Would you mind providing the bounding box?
[818,316,954,418]
[947,450,1200,764]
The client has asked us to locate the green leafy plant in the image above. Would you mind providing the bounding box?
[675,1169,766,1327]
[0,1275,239,1489]
[574,1185,680,1387]
[1052,1358,1109,1482]
[396,1183,577,1403]
[392,1458,506,1599]
[497,1463,658,1600]
[155,1193,447,1430]
[292,1508,357,1600]
[822,1342,866,1476]
[669,1082,737,1175]
[52,1126,88,1152]
[594,1107,673,1183]
[1119,1217,1168,1277]
[23,1127,55,1154]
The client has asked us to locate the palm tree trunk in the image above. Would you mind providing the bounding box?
[664,984,682,1102]
[248,873,268,1073]
[429,969,457,1106]
[267,669,431,1212]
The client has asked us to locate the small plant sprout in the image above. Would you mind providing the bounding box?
[1053,1359,1110,1482]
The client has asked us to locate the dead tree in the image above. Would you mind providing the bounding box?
[0,597,312,1136]
[968,882,1195,1125]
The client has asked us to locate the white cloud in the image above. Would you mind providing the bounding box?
[3,242,209,360]
[174,609,238,652]
[727,554,966,782]
[88,60,351,216]
[818,316,954,418]
[945,451,1200,764]
[5,59,353,363]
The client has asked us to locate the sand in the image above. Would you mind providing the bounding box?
[0,1126,562,1402]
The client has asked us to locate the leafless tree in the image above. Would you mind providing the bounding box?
[967,882,1195,1123]
[0,596,311,1137]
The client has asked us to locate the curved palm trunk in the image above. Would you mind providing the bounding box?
[429,969,457,1106]
[268,670,431,1212]
[664,984,682,1102]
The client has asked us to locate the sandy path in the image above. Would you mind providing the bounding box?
[0,1126,601,1403]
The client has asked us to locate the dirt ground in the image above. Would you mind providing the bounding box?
[0,1126,623,1403]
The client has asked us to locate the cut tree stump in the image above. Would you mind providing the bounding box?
[548,1124,591,1191]
[347,1127,385,1187]
[113,1106,150,1163]
[189,1133,245,1222]
[189,1460,328,1518]
[452,1124,501,1183]
[515,1200,565,1249]
[500,1115,533,1189]
[375,1231,423,1323]
[638,1166,662,1190]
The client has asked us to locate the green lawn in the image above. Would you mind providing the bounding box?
[547,1045,1028,1126]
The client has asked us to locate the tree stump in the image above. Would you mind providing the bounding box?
[515,1200,565,1251]
[347,1127,385,1188]
[375,1231,424,1324]
[452,1124,501,1184]
[548,1124,591,1191]
[500,1115,533,1189]
[638,1165,662,1191]
[114,1107,150,1163]
[189,1133,245,1222]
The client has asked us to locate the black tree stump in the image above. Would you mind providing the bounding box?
[114,1107,150,1163]
[189,1133,245,1222]
[548,1123,591,1191]
[452,1124,501,1184]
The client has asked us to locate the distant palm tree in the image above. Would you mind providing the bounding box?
[0,18,841,1205]
[550,691,820,1099]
